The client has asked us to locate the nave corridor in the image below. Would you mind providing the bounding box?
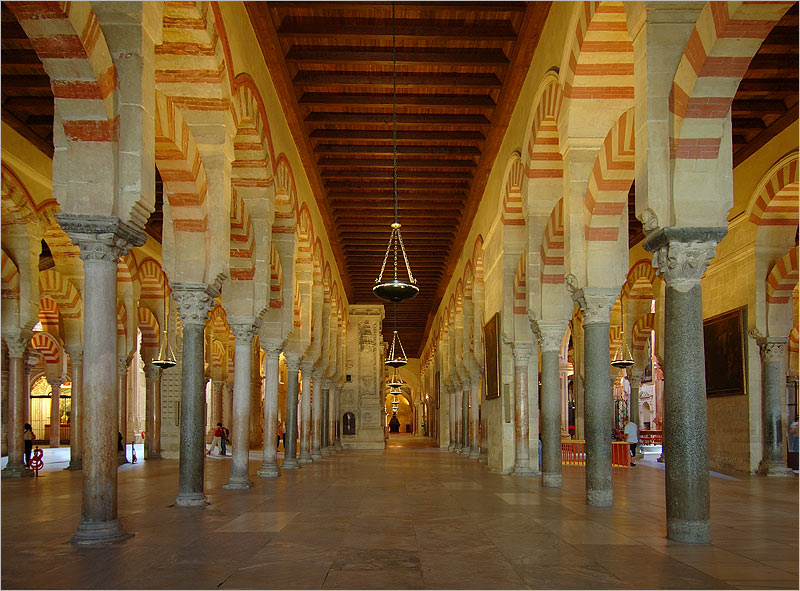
[2,437,797,590]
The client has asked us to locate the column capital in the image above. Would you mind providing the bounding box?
[229,319,259,344]
[284,354,302,372]
[536,320,570,352]
[512,343,533,365]
[143,363,161,382]
[47,376,66,389]
[571,287,618,325]
[643,227,726,293]
[751,334,789,363]
[64,345,83,364]
[117,356,131,375]
[263,347,281,361]
[56,213,146,264]
[2,333,30,358]
[170,282,219,327]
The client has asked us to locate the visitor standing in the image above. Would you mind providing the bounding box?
[624,418,638,466]
[220,424,230,456]
[23,423,35,467]
[207,422,223,456]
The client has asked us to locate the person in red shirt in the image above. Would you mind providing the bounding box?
[207,422,223,456]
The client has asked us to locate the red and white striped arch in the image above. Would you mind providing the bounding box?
[229,189,255,281]
[1,250,20,300]
[541,199,565,286]
[631,313,655,354]
[514,252,527,316]
[38,296,60,335]
[312,238,324,289]
[116,299,127,339]
[292,277,302,329]
[621,259,656,301]
[273,156,298,234]
[137,306,160,349]
[749,156,799,228]
[789,327,798,376]
[669,2,792,163]
[525,77,564,181]
[138,258,167,300]
[323,261,332,304]
[2,163,42,230]
[501,157,527,227]
[270,243,283,309]
[471,235,485,282]
[30,331,62,367]
[766,248,798,305]
[232,74,275,193]
[117,252,139,286]
[8,1,117,141]
[584,108,635,243]
[39,269,81,319]
[463,263,474,302]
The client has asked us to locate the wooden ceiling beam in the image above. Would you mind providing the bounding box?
[310,129,485,141]
[293,71,502,89]
[276,17,518,41]
[271,3,527,17]
[2,96,53,113]
[732,99,789,114]
[0,49,44,67]
[314,144,481,155]
[319,157,476,168]
[325,179,470,189]
[286,46,509,67]
[306,112,491,126]
[299,92,496,108]
[324,170,473,179]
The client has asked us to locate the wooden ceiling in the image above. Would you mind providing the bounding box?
[247,1,551,354]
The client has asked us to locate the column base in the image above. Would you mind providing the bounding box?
[145,454,163,461]
[71,519,133,545]
[223,479,254,490]
[2,464,33,478]
[542,473,562,488]
[311,452,323,461]
[117,452,128,465]
[461,446,470,454]
[667,518,711,544]
[757,461,795,477]
[447,444,454,452]
[513,466,537,477]
[469,451,480,460]
[335,443,343,451]
[586,489,613,507]
[281,458,300,470]
[65,461,83,471]
[321,448,331,457]
[175,492,207,507]
[257,463,280,478]
[297,456,312,464]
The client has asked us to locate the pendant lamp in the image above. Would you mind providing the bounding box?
[388,372,404,388]
[611,300,635,369]
[385,304,408,368]
[373,2,419,304]
[152,285,177,369]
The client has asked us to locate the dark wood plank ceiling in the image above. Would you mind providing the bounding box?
[247,1,551,355]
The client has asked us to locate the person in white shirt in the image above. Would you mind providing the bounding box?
[623,419,638,466]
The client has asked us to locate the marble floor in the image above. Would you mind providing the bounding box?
[1,436,798,590]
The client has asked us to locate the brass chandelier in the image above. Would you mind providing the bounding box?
[152,284,177,369]
[611,300,635,370]
[373,2,418,304]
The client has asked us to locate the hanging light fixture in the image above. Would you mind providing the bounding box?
[373,2,419,304]
[388,372,404,389]
[611,300,635,369]
[152,284,177,369]
[385,304,408,368]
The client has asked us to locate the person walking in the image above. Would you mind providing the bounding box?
[23,423,35,468]
[207,422,223,456]
[220,424,230,456]
[624,418,639,466]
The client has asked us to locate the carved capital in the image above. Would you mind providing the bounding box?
[118,356,130,375]
[229,320,258,344]
[643,227,726,293]
[170,282,219,328]
[284,354,302,372]
[263,347,281,361]
[56,214,146,265]
[64,346,83,366]
[536,320,569,353]
[47,376,65,389]
[755,337,788,364]
[2,334,30,358]
[512,343,533,365]
[571,288,617,325]
[143,363,161,382]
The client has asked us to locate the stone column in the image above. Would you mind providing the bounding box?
[48,377,65,448]
[225,322,258,489]
[644,227,725,543]
[513,344,536,476]
[65,346,83,470]
[538,322,568,488]
[2,348,8,459]
[209,380,224,437]
[461,383,470,453]
[117,357,129,464]
[571,287,617,506]
[143,363,162,460]
[249,375,263,449]
[298,363,313,464]
[57,214,145,544]
[258,348,280,478]
[469,372,480,459]
[223,383,233,434]
[447,386,455,451]
[171,282,218,507]
[321,384,331,456]
[628,370,642,429]
[282,356,300,469]
[754,336,793,477]
[334,383,343,451]
[24,350,36,426]
[2,337,29,478]
[311,373,323,460]
[560,358,570,434]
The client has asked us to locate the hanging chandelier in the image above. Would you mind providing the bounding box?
[373,2,419,304]
[152,284,177,369]
[611,300,635,369]
[385,330,408,368]
[388,372,404,388]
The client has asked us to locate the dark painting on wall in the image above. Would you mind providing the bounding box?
[483,312,501,400]
[703,307,747,397]
[435,370,440,409]
[642,332,653,383]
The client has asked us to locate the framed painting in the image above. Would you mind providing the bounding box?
[483,312,501,400]
[434,370,440,409]
[703,307,747,397]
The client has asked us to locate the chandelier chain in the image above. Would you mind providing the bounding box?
[392,2,398,225]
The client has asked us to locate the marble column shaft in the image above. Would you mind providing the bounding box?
[513,345,536,476]
[334,384,343,451]
[58,214,144,544]
[645,227,724,543]
[539,322,568,488]
[755,337,793,476]
[311,373,323,460]
[210,380,224,433]
[258,350,280,478]
[117,358,129,463]
[461,384,470,452]
[48,377,64,448]
[282,358,300,469]
[171,282,217,507]
[225,322,257,489]
[298,365,313,463]
[448,387,456,451]
[143,363,162,460]
[628,371,642,428]
[2,338,28,477]
[572,287,617,506]
[320,386,331,456]
[469,373,480,459]
[66,347,83,470]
